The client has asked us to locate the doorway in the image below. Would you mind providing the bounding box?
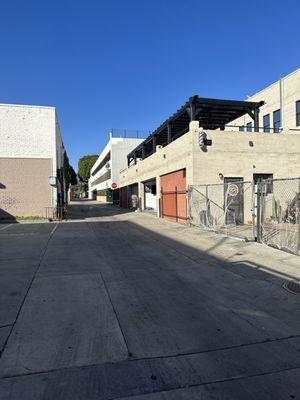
[143,179,157,211]
[224,177,244,225]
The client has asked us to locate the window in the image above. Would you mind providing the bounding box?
[263,114,270,133]
[296,100,300,126]
[273,109,281,133]
[239,125,245,132]
[253,173,273,194]
[246,122,253,132]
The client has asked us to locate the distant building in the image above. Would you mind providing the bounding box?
[0,103,67,219]
[88,132,144,203]
[229,68,300,132]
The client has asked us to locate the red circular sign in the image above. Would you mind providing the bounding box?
[111,182,118,189]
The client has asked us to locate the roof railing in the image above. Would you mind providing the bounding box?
[225,125,284,133]
[109,128,150,139]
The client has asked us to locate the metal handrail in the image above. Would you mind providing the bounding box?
[225,124,283,133]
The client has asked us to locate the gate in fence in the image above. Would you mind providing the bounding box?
[160,187,188,223]
[188,177,300,256]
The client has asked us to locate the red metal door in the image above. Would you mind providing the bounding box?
[160,169,187,224]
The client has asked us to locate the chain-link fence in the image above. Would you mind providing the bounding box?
[189,181,255,241]
[189,178,300,255]
[258,178,300,255]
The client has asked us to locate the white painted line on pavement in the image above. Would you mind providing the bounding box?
[50,223,58,236]
[0,224,13,232]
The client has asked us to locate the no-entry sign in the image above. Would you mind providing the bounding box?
[111,182,118,189]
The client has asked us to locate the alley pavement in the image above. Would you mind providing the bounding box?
[0,200,299,399]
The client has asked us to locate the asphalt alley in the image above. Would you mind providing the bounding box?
[0,201,299,399]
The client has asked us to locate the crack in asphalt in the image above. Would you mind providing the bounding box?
[0,333,299,381]
[87,221,132,359]
[108,366,300,400]
[0,224,58,359]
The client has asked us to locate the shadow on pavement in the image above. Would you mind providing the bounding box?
[0,208,18,224]
[66,200,133,220]
[0,216,299,399]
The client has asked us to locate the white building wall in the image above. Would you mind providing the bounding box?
[110,137,143,185]
[89,136,143,200]
[0,104,56,159]
[90,141,112,176]
[88,141,112,199]
[0,103,66,216]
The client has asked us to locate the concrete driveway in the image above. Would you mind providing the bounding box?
[0,200,299,399]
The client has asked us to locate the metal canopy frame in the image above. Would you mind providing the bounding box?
[127,95,264,166]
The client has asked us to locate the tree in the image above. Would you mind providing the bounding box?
[68,165,77,186]
[78,155,98,183]
[64,153,77,188]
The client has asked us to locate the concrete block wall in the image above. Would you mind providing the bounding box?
[192,125,300,184]
[191,122,300,222]
[119,129,193,213]
[119,120,300,222]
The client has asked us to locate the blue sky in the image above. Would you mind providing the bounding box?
[1,0,299,170]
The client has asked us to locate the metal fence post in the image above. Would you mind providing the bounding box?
[205,185,209,226]
[175,186,178,222]
[187,186,191,225]
[161,188,164,219]
[297,180,300,254]
[252,181,256,241]
[256,180,262,243]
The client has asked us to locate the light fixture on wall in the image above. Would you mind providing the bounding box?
[219,173,224,181]
[49,176,57,187]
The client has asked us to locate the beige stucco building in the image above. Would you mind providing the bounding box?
[119,76,300,225]
[0,103,67,219]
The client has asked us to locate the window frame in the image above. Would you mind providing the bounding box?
[296,100,300,127]
[246,122,253,132]
[253,173,273,194]
[263,114,270,133]
[273,109,281,133]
